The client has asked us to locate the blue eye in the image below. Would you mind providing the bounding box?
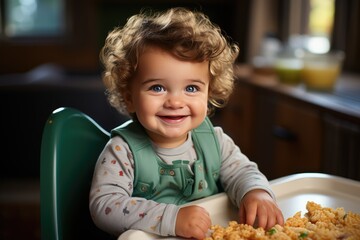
[150,85,164,92]
[185,85,198,92]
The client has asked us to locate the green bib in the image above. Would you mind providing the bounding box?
[111,117,222,205]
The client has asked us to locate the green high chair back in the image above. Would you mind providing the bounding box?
[40,107,113,240]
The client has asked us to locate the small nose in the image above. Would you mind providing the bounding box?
[164,93,184,109]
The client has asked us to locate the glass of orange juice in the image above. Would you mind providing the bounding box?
[301,51,345,91]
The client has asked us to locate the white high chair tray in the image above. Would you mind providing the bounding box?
[118,173,360,240]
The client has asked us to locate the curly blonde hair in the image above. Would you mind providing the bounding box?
[100,7,239,116]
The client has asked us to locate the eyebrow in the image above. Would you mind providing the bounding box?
[141,78,160,86]
[141,78,207,86]
[190,79,207,86]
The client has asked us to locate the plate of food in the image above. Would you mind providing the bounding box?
[118,173,360,240]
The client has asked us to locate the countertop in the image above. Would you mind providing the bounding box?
[234,64,360,123]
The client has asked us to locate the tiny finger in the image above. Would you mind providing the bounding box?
[276,209,285,226]
[239,205,246,224]
[256,206,267,229]
[245,204,257,226]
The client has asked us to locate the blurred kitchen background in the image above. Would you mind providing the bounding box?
[0,0,359,239]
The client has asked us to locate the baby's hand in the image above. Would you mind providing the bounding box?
[239,189,284,230]
[175,205,211,239]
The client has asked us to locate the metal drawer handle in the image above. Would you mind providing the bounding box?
[272,125,297,141]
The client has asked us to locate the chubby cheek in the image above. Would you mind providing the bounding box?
[124,90,149,115]
[191,98,209,118]
[138,101,155,116]
[135,96,159,117]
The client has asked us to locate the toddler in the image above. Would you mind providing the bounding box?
[89,7,284,240]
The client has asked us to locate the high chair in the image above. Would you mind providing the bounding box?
[40,107,114,239]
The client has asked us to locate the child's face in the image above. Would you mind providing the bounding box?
[124,46,210,148]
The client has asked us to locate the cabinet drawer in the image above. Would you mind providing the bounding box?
[272,100,322,177]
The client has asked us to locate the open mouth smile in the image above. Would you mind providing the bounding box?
[158,115,188,123]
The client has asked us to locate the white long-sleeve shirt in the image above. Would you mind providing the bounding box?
[89,126,274,237]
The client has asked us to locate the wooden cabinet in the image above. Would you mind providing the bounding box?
[214,82,322,179]
[212,66,360,180]
[212,81,256,159]
[271,99,322,178]
[322,115,360,180]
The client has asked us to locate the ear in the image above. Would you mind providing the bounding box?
[122,90,136,113]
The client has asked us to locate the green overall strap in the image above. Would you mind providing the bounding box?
[111,120,158,190]
[188,117,222,200]
[192,117,221,179]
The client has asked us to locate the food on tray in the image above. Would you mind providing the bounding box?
[205,201,360,240]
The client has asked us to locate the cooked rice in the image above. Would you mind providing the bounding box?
[204,201,360,240]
